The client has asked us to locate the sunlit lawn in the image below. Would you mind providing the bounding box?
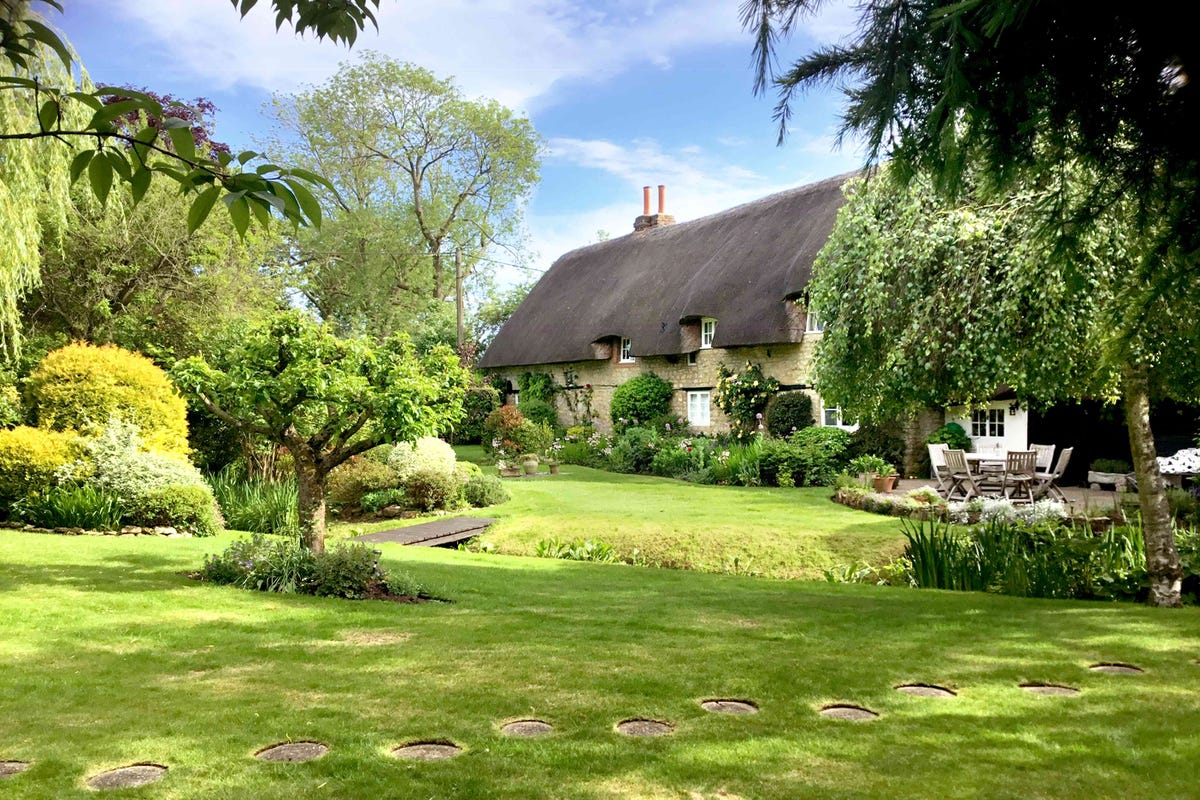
[330,446,908,580]
[2,529,1199,799]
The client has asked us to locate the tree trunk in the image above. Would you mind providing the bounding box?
[292,449,328,555]
[1122,365,1181,607]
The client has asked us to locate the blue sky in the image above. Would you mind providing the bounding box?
[57,0,864,284]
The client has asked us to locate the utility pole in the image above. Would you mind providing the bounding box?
[455,248,465,350]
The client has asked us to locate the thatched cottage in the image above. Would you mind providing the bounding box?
[479,174,1033,467]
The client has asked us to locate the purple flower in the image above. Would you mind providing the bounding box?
[755,412,763,420]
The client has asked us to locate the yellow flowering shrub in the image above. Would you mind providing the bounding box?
[26,342,190,454]
[0,426,79,503]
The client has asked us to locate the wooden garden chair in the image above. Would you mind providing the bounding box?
[943,449,980,501]
[1034,446,1073,502]
[1002,450,1038,504]
[928,442,950,495]
[1031,443,1055,472]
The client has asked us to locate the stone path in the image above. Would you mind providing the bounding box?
[352,517,496,548]
[0,657,1160,788]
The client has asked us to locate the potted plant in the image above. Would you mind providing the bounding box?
[848,455,896,493]
[544,439,564,475]
[493,438,522,478]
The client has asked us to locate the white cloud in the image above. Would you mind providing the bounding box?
[103,0,859,111]
[105,0,741,111]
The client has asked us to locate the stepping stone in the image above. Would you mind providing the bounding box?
[501,720,553,737]
[700,699,759,714]
[1020,683,1080,696]
[615,718,674,737]
[1089,663,1144,675]
[255,741,329,762]
[390,741,462,761]
[1,761,30,779]
[85,764,167,790]
[895,683,956,698]
[820,704,879,721]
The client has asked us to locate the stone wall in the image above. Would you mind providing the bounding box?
[491,336,824,434]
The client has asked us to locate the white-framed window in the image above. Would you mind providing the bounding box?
[805,309,824,333]
[686,352,698,366]
[687,391,711,427]
[971,408,1005,438]
[619,337,635,363]
[700,318,716,349]
[822,405,858,431]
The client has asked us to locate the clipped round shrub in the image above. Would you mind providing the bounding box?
[0,426,79,504]
[610,373,673,427]
[517,398,558,429]
[327,457,399,506]
[765,391,814,438]
[406,466,462,511]
[928,422,971,452]
[464,474,509,507]
[26,342,189,454]
[128,484,223,536]
[388,437,457,483]
[455,461,484,483]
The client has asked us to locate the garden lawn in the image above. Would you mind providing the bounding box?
[333,451,907,580]
[2,531,1199,799]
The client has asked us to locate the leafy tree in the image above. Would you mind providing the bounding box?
[810,169,1200,606]
[473,281,532,350]
[0,0,380,352]
[24,168,284,359]
[172,311,468,552]
[264,52,542,329]
[748,0,1200,607]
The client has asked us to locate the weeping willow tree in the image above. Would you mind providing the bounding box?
[0,20,83,357]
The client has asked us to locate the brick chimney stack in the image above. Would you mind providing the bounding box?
[634,184,676,232]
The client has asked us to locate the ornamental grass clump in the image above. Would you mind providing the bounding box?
[208,467,299,537]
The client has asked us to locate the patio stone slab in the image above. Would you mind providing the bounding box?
[820,704,879,721]
[86,764,167,790]
[616,719,674,737]
[1,761,31,779]
[501,720,553,737]
[1020,683,1080,696]
[390,742,462,761]
[700,699,759,714]
[1089,663,1144,675]
[255,741,329,762]
[896,684,957,698]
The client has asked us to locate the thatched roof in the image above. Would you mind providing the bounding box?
[478,172,853,369]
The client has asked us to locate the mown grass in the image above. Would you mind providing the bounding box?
[368,447,905,579]
[2,531,1199,799]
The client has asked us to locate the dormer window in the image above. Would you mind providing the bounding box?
[700,318,716,349]
[619,337,635,363]
[805,309,824,333]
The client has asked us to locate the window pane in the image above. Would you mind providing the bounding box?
[824,407,839,426]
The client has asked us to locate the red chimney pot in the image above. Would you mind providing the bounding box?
[657,184,666,214]
[642,186,651,216]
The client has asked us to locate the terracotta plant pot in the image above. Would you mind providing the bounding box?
[548,463,560,475]
[872,474,897,494]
